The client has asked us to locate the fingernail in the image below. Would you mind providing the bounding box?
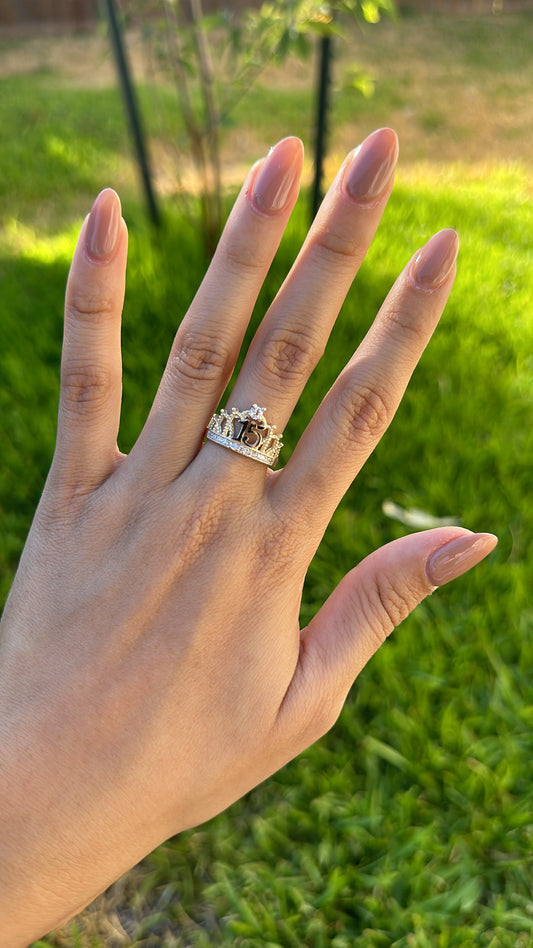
[85,188,122,262]
[343,127,398,203]
[250,137,304,215]
[426,532,498,587]
[410,229,459,289]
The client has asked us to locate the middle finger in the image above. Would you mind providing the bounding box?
[219,128,399,467]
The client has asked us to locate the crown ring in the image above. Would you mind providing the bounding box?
[206,404,283,467]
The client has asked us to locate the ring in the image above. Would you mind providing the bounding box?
[206,404,283,467]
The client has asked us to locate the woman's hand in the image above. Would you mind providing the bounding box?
[0,129,496,945]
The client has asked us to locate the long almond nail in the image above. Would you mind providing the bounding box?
[426,532,498,587]
[411,228,459,289]
[343,127,398,203]
[85,188,122,263]
[250,137,304,215]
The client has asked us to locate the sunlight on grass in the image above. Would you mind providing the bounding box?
[0,217,79,263]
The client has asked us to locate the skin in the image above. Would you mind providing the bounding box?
[0,129,496,945]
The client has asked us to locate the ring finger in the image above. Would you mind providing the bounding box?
[272,228,460,541]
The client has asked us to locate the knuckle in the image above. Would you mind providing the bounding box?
[33,484,81,534]
[366,573,419,642]
[313,222,363,265]
[256,325,323,389]
[61,363,116,418]
[172,481,231,567]
[218,238,267,276]
[256,520,304,580]
[169,330,231,392]
[66,290,115,325]
[384,306,426,349]
[334,382,393,449]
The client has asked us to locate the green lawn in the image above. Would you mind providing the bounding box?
[1,12,533,948]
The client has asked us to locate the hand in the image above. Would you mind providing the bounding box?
[0,129,496,945]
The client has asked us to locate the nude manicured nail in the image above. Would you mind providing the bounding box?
[411,228,459,289]
[85,188,122,262]
[426,533,498,587]
[343,128,398,203]
[250,137,304,215]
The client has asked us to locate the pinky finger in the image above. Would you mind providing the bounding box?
[51,189,127,499]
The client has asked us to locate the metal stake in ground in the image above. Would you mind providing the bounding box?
[104,0,161,228]
[311,31,334,222]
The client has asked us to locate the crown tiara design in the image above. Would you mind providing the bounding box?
[206,404,283,467]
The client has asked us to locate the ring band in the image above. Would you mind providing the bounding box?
[206,404,283,467]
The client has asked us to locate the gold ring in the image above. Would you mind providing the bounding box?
[206,404,283,467]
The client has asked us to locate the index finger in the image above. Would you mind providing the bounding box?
[127,137,304,485]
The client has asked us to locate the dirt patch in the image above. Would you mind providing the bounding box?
[0,29,143,86]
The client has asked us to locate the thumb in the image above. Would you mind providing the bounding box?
[279,528,497,746]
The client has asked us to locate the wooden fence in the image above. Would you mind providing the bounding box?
[1,0,532,30]
[0,0,99,29]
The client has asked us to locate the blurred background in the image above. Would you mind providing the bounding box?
[0,0,532,945]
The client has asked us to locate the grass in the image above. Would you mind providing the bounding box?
[1,11,533,948]
[3,10,533,217]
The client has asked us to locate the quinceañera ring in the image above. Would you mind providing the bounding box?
[206,404,283,467]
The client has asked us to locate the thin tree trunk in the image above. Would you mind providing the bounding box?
[163,0,214,247]
[187,0,223,250]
